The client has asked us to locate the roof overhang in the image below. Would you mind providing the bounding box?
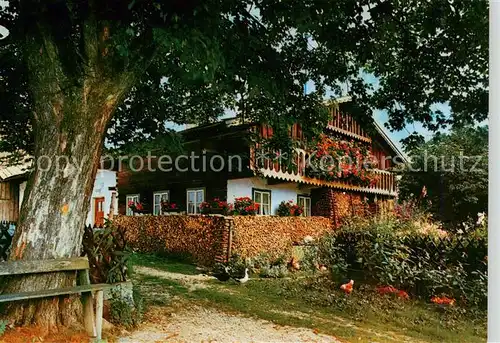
[372,121,408,163]
[258,168,397,197]
[325,96,408,163]
[0,164,31,182]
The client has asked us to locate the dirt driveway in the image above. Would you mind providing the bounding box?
[118,304,340,343]
[118,266,341,343]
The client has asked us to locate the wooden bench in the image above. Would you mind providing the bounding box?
[0,257,112,340]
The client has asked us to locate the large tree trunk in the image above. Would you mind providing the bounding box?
[3,5,138,330]
[4,93,125,330]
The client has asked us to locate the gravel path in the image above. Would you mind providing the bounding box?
[118,305,341,343]
[117,266,341,343]
[116,263,426,343]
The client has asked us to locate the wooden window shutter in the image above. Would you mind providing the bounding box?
[297,124,302,140]
[291,124,297,139]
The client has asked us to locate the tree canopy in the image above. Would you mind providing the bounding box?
[0,0,490,329]
[398,125,488,227]
[0,0,489,155]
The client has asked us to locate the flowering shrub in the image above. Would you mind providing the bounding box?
[306,134,379,186]
[394,188,432,221]
[277,200,304,216]
[312,215,487,310]
[161,201,178,212]
[394,200,417,221]
[128,200,144,213]
[233,197,259,215]
[200,198,232,215]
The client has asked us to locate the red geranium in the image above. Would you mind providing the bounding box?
[161,201,178,212]
[306,134,379,187]
[200,198,232,215]
[234,197,259,215]
[128,200,144,213]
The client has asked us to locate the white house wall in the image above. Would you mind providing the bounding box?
[85,169,118,226]
[18,181,27,211]
[226,177,312,215]
[17,170,117,226]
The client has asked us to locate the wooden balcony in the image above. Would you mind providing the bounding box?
[327,106,371,143]
[250,148,397,197]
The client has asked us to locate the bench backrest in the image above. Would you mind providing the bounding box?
[0,257,90,276]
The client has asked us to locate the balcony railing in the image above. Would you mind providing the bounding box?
[327,106,371,143]
[250,147,397,196]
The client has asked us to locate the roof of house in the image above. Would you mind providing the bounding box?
[179,100,407,162]
[372,121,408,163]
[0,154,119,182]
[0,159,31,181]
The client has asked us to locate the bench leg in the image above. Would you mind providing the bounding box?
[95,290,104,341]
[82,292,96,338]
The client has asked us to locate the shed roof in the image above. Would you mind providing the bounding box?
[0,163,30,181]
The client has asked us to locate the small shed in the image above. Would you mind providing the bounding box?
[0,162,30,222]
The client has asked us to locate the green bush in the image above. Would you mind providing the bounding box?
[228,252,290,278]
[313,217,487,310]
[277,200,303,216]
[82,220,132,284]
[259,264,289,278]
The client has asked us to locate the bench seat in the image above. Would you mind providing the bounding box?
[0,257,112,339]
[0,283,113,303]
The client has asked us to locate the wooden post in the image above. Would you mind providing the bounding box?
[226,222,233,263]
[95,290,104,340]
[78,269,96,338]
[108,192,116,221]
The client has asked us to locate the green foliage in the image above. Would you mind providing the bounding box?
[399,126,488,227]
[0,320,7,336]
[313,216,487,310]
[277,200,303,217]
[0,0,488,156]
[232,197,259,215]
[259,264,289,279]
[251,253,289,279]
[224,254,249,277]
[106,130,185,157]
[82,220,132,284]
[228,252,290,278]
[132,253,486,342]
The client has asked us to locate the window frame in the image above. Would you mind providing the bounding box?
[186,187,205,214]
[153,190,170,215]
[252,188,272,215]
[126,194,140,216]
[297,194,312,217]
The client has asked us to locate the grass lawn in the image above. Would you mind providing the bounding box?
[129,253,486,343]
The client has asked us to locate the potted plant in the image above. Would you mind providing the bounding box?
[161,200,179,214]
[128,200,147,215]
[200,198,232,215]
[277,200,304,216]
[290,203,304,216]
[233,197,259,215]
